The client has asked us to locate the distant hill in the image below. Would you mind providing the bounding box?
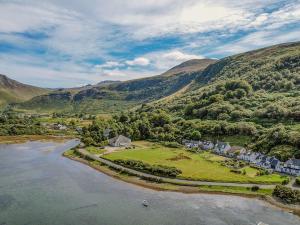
[10,41,300,118]
[3,42,300,160]
[161,59,216,77]
[154,42,300,117]
[0,75,49,107]
[142,41,300,160]
[16,59,216,113]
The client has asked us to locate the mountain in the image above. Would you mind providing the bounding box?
[96,80,121,87]
[0,75,49,107]
[3,42,300,159]
[155,41,300,115]
[161,59,216,77]
[135,41,300,160]
[16,59,216,114]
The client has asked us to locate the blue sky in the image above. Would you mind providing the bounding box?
[0,0,299,88]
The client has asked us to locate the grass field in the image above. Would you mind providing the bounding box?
[103,141,285,184]
[86,146,106,155]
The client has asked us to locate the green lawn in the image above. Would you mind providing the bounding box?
[103,141,285,184]
[86,146,106,155]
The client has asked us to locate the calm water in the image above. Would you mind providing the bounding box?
[0,140,299,225]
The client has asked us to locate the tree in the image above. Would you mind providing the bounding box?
[191,130,201,140]
[81,137,94,146]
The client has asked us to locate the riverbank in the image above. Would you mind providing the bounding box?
[63,149,300,217]
[0,135,75,144]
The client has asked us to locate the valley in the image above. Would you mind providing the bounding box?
[1,41,300,212]
[2,1,300,224]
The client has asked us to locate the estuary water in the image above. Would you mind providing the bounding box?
[0,140,299,225]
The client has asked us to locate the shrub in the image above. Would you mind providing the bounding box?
[141,176,163,183]
[282,177,290,185]
[251,186,260,192]
[295,177,300,186]
[114,159,182,177]
[230,169,242,174]
[81,137,95,146]
[256,169,270,176]
[187,147,199,153]
[272,185,300,204]
[161,141,181,148]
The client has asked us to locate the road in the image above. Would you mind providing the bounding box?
[76,148,278,189]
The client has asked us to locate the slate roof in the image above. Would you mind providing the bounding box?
[291,159,300,166]
[109,135,131,146]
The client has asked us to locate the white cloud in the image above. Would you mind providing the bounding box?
[248,13,269,27]
[101,68,154,80]
[125,57,150,66]
[212,29,300,55]
[138,50,205,72]
[0,0,299,87]
[95,61,122,69]
[162,50,203,61]
[92,49,204,81]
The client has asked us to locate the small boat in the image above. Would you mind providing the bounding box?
[142,200,149,207]
[257,222,269,225]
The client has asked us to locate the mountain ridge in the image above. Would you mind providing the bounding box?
[0,74,49,107]
[13,58,216,113]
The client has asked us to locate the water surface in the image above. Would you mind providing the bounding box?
[0,140,299,225]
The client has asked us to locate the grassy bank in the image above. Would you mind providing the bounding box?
[63,149,272,196]
[103,141,285,184]
[0,135,73,144]
[64,148,300,217]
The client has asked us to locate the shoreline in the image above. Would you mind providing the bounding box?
[0,135,75,144]
[64,153,300,217]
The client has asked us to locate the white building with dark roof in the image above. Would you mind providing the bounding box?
[213,141,231,155]
[280,159,300,176]
[109,135,131,147]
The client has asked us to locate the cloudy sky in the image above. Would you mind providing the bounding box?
[0,0,299,87]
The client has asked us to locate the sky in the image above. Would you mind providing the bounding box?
[0,0,299,88]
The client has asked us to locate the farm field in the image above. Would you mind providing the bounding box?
[103,141,286,184]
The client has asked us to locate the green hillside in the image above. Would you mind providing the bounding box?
[156,42,300,121]
[86,42,300,161]
[15,59,216,113]
[0,75,49,107]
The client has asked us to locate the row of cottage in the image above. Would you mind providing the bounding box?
[182,139,300,176]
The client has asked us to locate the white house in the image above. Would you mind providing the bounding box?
[227,146,246,157]
[249,152,261,163]
[200,141,214,150]
[213,141,231,154]
[256,155,272,169]
[281,159,300,176]
[237,151,251,161]
[53,123,67,130]
[183,140,202,149]
[109,135,131,147]
[269,157,281,170]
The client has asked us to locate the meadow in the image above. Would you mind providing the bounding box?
[103,141,286,184]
